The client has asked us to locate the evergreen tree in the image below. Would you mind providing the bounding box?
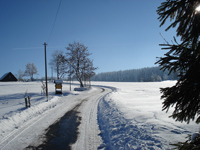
[156,0,200,123]
[170,134,200,150]
[91,66,177,82]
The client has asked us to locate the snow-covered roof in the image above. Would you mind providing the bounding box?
[0,72,10,80]
[54,80,63,84]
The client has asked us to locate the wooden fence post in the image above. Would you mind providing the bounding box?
[25,97,28,108]
[28,96,31,107]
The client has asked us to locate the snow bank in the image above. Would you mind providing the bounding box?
[74,87,90,91]
[0,81,81,142]
[94,81,199,149]
[98,94,169,150]
[0,96,62,140]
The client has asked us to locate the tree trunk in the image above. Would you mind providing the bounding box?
[79,80,84,87]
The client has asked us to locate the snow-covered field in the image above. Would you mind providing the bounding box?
[94,81,199,149]
[0,81,199,149]
[0,81,79,119]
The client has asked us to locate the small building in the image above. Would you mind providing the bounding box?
[0,72,18,82]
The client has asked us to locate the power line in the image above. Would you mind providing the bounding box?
[47,0,62,43]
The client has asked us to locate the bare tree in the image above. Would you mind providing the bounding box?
[17,69,25,81]
[83,58,97,86]
[49,50,67,79]
[66,41,97,87]
[24,63,38,81]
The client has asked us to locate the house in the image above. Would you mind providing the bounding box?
[0,72,18,82]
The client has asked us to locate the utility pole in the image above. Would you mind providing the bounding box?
[70,64,71,91]
[51,67,53,81]
[43,42,48,101]
[68,63,71,91]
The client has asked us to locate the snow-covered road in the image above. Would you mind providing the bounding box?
[0,86,110,150]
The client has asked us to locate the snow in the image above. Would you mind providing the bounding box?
[94,81,199,149]
[54,79,63,83]
[0,81,199,149]
[0,81,100,149]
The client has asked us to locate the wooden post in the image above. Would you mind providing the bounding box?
[28,96,31,107]
[25,97,28,108]
[43,42,48,101]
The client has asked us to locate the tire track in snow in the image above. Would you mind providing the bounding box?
[26,101,85,150]
[0,104,54,149]
[0,103,59,150]
[26,87,108,150]
[0,87,112,150]
[0,87,103,150]
[71,87,110,150]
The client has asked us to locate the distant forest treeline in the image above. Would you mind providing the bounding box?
[91,67,178,82]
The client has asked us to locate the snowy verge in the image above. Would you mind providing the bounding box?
[0,96,63,142]
[74,87,90,91]
[98,93,169,150]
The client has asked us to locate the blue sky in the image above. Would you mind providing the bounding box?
[0,0,178,79]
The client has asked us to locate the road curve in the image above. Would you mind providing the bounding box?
[72,87,111,150]
[0,87,111,150]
